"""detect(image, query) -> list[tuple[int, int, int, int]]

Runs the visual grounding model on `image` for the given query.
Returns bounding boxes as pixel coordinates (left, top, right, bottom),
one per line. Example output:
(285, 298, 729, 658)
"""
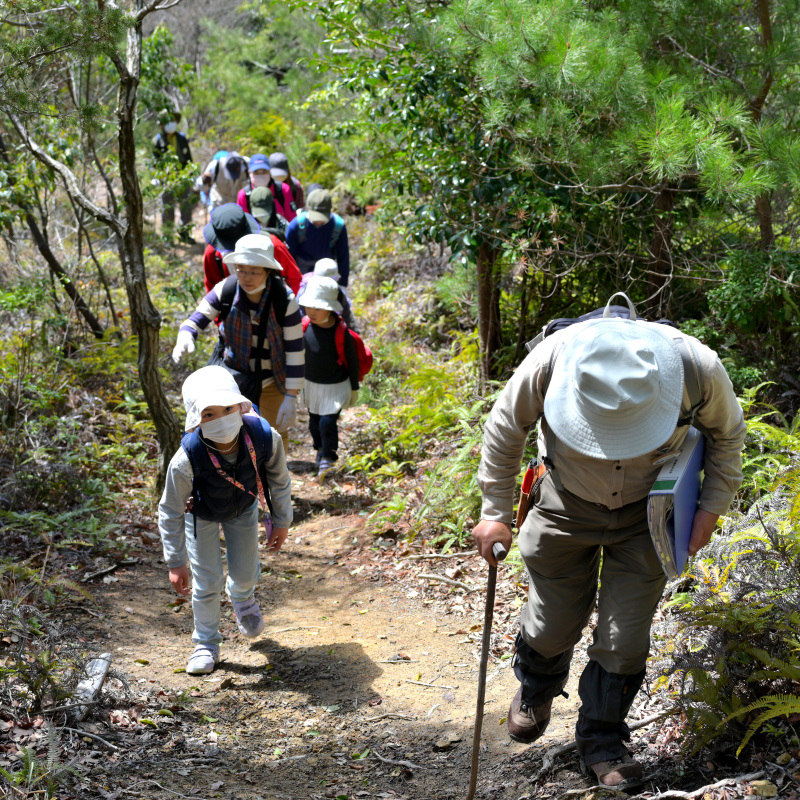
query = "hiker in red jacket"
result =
(202, 204, 301, 296)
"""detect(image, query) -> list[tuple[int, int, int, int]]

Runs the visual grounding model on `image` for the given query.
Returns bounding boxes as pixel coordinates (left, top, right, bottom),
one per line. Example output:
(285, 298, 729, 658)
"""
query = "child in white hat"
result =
(300, 276, 361, 478)
(296, 258, 359, 332)
(158, 366, 293, 675)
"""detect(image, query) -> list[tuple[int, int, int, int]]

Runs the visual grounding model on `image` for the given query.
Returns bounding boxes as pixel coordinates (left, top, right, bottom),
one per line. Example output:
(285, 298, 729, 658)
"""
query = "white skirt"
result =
(301, 378, 351, 416)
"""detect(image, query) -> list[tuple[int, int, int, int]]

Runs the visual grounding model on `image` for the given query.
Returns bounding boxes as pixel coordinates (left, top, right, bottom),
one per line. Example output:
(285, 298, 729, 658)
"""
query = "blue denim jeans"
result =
(185, 500, 261, 646)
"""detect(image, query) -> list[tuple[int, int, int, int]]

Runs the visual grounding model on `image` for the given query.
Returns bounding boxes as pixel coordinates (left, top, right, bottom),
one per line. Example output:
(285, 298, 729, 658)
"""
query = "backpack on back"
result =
(297, 212, 345, 251)
(302, 316, 373, 382)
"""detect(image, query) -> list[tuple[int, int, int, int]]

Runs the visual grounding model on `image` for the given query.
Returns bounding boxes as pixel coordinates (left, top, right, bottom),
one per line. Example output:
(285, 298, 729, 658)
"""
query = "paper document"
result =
(647, 427, 705, 579)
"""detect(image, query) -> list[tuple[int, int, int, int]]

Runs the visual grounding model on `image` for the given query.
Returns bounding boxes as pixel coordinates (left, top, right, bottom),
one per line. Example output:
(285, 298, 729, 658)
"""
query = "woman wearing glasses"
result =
(172, 231, 304, 449)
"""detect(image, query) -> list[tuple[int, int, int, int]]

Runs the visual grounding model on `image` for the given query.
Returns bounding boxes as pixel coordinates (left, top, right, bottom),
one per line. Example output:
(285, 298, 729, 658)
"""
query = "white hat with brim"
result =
(182, 366, 253, 431)
(302, 275, 343, 313)
(314, 258, 340, 280)
(222, 232, 282, 271)
(543, 318, 684, 460)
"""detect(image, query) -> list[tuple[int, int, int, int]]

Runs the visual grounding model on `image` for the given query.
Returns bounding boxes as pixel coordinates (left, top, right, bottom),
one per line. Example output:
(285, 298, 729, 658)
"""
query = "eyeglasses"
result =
(235, 268, 265, 279)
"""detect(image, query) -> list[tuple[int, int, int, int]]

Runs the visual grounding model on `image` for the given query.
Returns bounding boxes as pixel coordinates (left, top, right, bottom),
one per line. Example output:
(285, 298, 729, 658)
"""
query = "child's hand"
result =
(169, 566, 191, 596)
(266, 526, 289, 554)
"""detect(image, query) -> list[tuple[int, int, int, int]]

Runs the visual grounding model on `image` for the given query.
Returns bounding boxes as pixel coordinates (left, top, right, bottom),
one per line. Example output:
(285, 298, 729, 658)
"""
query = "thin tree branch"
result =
(8, 112, 125, 236)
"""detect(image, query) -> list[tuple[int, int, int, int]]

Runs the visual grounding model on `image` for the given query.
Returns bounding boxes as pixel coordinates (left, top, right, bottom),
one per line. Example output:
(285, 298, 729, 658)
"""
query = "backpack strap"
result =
(244, 184, 251, 211)
(334, 316, 347, 368)
(297, 211, 307, 245)
(330, 215, 345, 249)
(673, 337, 711, 441)
(216, 274, 239, 323)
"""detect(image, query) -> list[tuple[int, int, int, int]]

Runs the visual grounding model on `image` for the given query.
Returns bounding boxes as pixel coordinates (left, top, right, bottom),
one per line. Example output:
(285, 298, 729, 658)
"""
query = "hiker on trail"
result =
(286, 189, 350, 285)
(472, 300, 746, 789)
(152, 109, 195, 243)
(201, 204, 301, 296)
(236, 153, 297, 224)
(173, 234, 304, 450)
(198, 151, 250, 209)
(269, 152, 304, 210)
(299, 276, 360, 479)
(297, 258, 359, 332)
(246, 185, 290, 242)
(158, 366, 292, 675)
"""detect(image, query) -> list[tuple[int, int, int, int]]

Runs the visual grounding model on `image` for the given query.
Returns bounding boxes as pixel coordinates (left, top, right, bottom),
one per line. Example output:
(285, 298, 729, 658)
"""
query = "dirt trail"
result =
(74, 409, 592, 800)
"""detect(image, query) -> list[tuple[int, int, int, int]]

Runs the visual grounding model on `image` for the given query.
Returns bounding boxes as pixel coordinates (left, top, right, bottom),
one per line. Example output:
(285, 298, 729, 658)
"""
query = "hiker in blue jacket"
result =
(286, 189, 350, 286)
(158, 366, 293, 675)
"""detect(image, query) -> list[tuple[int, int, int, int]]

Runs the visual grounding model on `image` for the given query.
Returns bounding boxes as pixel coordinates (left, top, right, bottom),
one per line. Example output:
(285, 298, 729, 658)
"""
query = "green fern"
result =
(725, 695, 800, 756)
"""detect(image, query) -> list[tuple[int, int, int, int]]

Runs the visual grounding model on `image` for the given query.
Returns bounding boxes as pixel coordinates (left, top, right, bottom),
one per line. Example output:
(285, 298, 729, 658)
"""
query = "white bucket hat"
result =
(302, 276, 343, 313)
(543, 318, 684, 460)
(222, 233, 282, 271)
(314, 258, 340, 281)
(182, 366, 253, 431)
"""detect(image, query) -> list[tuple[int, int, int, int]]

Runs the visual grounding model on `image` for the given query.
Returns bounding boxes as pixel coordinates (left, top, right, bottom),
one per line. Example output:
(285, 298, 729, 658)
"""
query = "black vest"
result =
(182, 415, 273, 523)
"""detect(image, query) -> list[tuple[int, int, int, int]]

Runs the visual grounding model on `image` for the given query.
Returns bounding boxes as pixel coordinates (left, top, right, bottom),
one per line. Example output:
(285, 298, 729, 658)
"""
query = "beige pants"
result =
(518, 471, 667, 675)
(258, 382, 290, 453)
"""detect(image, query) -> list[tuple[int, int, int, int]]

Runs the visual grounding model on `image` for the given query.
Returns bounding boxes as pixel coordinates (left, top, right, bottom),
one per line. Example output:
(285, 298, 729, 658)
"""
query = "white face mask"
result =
(200, 410, 242, 443)
(251, 173, 270, 188)
(163, 121, 178, 134)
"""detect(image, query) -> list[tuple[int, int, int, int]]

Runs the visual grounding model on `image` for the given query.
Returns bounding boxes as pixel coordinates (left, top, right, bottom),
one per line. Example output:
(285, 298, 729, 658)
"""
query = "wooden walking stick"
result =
(466, 542, 508, 800)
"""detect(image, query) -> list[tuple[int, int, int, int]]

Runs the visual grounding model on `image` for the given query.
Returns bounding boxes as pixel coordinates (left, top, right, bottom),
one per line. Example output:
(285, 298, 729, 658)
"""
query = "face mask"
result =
(251, 173, 270, 188)
(200, 410, 242, 443)
(242, 279, 267, 294)
(163, 121, 178, 134)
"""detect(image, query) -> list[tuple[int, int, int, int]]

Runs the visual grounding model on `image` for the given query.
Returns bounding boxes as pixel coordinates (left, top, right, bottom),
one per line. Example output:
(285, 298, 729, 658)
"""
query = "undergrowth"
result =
(653, 397, 800, 759)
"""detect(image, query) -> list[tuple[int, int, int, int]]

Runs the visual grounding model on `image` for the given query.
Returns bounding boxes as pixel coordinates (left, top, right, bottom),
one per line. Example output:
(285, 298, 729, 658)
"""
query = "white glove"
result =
(349, 389, 360, 408)
(172, 330, 196, 364)
(275, 394, 297, 430)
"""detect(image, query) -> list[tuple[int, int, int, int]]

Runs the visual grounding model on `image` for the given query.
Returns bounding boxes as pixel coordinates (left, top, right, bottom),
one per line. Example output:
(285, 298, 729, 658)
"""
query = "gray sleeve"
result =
(266, 429, 293, 528)
(158, 449, 193, 568)
(477, 337, 555, 522)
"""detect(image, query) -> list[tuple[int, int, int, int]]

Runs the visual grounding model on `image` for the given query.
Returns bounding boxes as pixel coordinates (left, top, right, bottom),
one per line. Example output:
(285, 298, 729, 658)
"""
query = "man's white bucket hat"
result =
(543, 313, 684, 460)
(182, 366, 253, 431)
(222, 233, 282, 271)
(302, 276, 343, 313)
(313, 258, 340, 281)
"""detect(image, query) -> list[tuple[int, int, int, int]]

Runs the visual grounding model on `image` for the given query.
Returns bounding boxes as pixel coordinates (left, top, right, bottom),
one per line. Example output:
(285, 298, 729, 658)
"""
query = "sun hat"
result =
(268, 152, 290, 180)
(306, 189, 332, 224)
(302, 276, 343, 313)
(222, 233, 282, 271)
(313, 258, 340, 281)
(543, 318, 684, 460)
(249, 153, 270, 172)
(182, 366, 252, 432)
(249, 186, 275, 224)
(203, 204, 260, 253)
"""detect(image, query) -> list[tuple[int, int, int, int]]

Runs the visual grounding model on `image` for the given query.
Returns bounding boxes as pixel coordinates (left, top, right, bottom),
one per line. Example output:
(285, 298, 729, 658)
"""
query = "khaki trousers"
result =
(518, 470, 666, 677)
(258, 382, 290, 453)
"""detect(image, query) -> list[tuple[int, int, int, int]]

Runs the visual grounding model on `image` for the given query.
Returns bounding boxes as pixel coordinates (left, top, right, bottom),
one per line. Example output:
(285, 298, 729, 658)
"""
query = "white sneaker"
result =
(186, 644, 219, 675)
(232, 597, 264, 638)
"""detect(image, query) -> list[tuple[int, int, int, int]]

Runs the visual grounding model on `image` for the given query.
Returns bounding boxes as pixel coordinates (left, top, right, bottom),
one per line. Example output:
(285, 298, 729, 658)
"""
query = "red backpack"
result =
(302, 316, 373, 382)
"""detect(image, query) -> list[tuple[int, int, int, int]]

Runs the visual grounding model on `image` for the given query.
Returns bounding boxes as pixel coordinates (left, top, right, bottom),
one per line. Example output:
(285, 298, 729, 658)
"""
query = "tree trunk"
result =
(115, 6, 181, 490)
(646, 185, 675, 318)
(755, 194, 775, 250)
(475, 240, 502, 386)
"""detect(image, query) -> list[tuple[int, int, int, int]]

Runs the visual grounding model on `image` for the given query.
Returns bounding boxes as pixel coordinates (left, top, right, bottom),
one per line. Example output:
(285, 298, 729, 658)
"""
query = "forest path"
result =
(79, 407, 590, 800)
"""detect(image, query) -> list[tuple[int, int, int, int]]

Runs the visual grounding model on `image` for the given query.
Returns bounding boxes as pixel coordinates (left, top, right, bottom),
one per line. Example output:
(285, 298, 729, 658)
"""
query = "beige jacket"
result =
(478, 322, 747, 523)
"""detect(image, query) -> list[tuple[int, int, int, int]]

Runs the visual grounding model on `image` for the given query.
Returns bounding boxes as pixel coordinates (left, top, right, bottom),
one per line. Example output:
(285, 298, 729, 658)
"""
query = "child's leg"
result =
(318, 411, 341, 461)
(221, 501, 261, 603)
(185, 514, 225, 645)
(308, 412, 323, 452)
